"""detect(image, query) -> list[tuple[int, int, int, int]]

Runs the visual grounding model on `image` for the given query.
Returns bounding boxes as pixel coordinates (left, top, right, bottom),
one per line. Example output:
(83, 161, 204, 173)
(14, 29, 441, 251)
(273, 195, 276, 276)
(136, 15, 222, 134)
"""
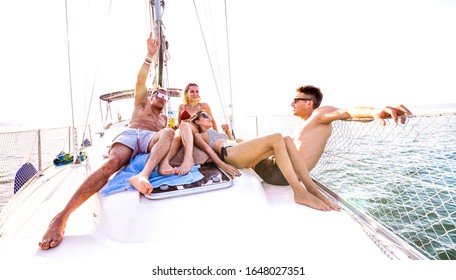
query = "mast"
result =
(150, 0, 175, 128)
(150, 0, 165, 88)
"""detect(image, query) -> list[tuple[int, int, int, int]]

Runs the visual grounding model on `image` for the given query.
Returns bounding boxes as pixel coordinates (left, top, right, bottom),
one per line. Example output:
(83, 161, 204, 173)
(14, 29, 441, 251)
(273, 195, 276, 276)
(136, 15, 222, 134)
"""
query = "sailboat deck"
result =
(0, 159, 389, 266)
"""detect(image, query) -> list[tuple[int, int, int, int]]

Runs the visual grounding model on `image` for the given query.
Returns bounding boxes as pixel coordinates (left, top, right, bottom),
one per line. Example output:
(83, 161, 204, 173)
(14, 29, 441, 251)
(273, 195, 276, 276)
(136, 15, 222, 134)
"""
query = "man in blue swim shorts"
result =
(39, 33, 177, 250)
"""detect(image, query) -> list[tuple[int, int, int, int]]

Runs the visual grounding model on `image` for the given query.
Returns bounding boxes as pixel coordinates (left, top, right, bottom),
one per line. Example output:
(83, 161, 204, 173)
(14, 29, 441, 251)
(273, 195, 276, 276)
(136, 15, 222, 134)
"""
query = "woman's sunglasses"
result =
(199, 112, 211, 119)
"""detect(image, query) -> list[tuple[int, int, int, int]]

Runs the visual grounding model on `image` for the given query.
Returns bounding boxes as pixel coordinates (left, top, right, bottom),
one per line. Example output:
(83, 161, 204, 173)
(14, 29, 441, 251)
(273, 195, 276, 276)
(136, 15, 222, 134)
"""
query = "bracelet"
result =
(145, 57, 153, 63)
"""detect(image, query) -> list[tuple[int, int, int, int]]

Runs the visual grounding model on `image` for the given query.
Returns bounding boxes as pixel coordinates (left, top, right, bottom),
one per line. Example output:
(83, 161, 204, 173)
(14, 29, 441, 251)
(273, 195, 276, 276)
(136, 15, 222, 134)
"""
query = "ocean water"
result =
(310, 109, 456, 260)
(0, 126, 82, 209)
(1, 106, 455, 259)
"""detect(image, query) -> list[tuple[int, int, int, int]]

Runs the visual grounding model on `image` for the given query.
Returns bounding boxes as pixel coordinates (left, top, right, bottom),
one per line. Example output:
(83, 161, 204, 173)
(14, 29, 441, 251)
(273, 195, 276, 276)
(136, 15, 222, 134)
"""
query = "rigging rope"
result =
(64, 0, 78, 159)
(192, 0, 232, 127)
(65, 0, 232, 139)
(223, 0, 234, 130)
(80, 0, 114, 150)
(74, 0, 165, 134)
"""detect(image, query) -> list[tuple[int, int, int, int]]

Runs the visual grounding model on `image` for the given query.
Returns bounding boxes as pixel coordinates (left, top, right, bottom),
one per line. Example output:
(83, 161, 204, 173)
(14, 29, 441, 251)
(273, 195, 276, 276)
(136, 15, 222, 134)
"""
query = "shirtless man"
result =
(39, 33, 175, 250)
(291, 85, 411, 171)
(253, 85, 412, 209)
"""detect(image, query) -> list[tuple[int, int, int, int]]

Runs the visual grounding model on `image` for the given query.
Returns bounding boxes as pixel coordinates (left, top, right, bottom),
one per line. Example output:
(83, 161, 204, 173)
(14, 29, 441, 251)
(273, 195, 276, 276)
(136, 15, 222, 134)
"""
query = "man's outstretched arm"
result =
(319, 104, 412, 126)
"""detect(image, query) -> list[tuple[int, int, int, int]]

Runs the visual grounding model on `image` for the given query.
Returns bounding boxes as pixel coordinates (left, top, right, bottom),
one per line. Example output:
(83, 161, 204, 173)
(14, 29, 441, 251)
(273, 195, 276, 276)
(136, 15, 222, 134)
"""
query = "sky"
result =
(0, 0, 455, 128)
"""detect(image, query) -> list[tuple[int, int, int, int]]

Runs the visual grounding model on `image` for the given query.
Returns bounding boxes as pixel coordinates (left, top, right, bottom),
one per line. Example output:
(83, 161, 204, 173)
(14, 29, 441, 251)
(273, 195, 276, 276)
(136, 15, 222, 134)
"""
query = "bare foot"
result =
(326, 200, 341, 211)
(294, 191, 331, 211)
(128, 174, 153, 195)
(38, 215, 66, 250)
(309, 189, 341, 211)
(158, 162, 178, 175)
(176, 158, 195, 176)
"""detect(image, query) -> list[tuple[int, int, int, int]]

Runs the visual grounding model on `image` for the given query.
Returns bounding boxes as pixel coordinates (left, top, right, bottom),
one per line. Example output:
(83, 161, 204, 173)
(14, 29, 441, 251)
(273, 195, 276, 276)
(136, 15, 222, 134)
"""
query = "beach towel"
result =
(99, 153, 204, 196)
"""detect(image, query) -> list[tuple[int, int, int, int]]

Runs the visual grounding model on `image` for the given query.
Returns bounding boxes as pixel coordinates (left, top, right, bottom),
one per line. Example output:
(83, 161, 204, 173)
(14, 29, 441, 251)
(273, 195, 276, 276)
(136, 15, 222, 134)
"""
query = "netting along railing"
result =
(1, 113, 455, 259)
(310, 113, 456, 260)
(232, 112, 455, 259)
(0, 126, 90, 210)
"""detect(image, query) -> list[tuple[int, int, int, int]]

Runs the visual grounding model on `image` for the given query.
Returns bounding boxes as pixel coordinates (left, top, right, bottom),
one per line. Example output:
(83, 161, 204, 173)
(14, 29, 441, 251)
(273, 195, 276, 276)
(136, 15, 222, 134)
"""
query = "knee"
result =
(265, 133, 284, 147)
(179, 122, 195, 134)
(162, 128, 175, 140)
(104, 155, 125, 173)
(179, 122, 191, 130)
(271, 133, 284, 142)
(173, 130, 182, 140)
(283, 136, 293, 143)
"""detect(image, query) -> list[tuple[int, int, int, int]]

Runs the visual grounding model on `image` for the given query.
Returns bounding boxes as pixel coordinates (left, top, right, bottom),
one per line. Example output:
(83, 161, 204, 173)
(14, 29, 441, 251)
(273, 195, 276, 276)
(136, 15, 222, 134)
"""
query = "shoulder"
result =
(197, 131, 209, 140)
(201, 103, 215, 115)
(314, 106, 339, 114)
(201, 103, 211, 110)
(312, 106, 341, 124)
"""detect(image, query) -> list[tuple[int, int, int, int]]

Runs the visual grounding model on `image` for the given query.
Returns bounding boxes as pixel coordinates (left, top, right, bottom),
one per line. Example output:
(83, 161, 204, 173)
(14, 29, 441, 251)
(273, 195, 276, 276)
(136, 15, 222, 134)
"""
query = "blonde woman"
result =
(178, 83, 217, 131)
(189, 111, 340, 211)
(158, 83, 218, 175)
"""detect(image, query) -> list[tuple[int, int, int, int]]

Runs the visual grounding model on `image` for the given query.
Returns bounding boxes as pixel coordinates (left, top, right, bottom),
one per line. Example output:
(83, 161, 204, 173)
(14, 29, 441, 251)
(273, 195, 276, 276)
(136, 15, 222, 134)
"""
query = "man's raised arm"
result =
(135, 32, 160, 107)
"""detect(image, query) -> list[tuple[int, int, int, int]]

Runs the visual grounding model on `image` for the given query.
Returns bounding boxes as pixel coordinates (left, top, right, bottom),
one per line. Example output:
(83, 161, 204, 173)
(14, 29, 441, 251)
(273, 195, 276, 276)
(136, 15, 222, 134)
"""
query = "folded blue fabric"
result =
(99, 154, 204, 196)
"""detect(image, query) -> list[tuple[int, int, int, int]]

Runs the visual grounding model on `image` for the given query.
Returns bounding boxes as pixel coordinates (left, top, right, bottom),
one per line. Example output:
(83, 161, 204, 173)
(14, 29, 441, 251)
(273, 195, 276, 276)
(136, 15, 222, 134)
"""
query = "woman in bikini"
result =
(189, 111, 340, 211)
(159, 83, 217, 175)
(178, 83, 217, 131)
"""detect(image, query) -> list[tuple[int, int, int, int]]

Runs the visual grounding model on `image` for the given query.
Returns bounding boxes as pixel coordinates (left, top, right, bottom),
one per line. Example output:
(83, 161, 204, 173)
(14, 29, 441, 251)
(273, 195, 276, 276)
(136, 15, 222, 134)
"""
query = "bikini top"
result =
(180, 110, 191, 121)
(179, 104, 202, 121)
(207, 129, 229, 148)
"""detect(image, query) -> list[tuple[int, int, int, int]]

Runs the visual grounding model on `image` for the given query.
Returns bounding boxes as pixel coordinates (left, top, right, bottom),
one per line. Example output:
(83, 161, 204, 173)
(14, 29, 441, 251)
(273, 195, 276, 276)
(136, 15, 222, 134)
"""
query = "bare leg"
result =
(158, 130, 181, 175)
(175, 122, 195, 175)
(225, 134, 331, 211)
(39, 144, 132, 250)
(128, 128, 174, 194)
(158, 122, 195, 175)
(283, 136, 340, 211)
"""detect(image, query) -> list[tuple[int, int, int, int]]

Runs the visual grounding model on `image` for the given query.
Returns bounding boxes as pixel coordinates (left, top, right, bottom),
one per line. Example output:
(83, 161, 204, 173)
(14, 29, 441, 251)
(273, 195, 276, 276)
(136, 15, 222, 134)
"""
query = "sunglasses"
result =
(153, 91, 169, 101)
(199, 112, 211, 119)
(293, 98, 313, 103)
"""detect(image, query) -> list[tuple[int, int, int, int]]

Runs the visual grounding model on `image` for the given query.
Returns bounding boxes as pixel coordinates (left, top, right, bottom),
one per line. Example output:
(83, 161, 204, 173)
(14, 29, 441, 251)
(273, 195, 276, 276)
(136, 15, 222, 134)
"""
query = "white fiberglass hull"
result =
(0, 149, 389, 279)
